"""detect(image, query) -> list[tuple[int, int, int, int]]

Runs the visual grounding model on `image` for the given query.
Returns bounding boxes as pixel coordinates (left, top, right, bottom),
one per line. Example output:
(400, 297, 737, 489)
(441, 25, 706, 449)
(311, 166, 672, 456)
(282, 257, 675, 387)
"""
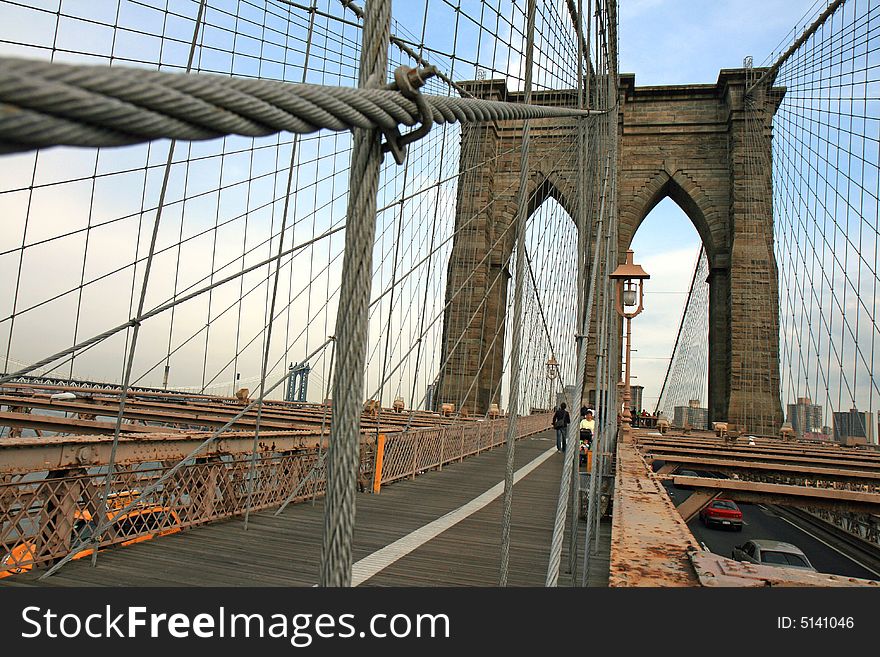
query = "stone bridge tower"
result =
(436, 69, 785, 435)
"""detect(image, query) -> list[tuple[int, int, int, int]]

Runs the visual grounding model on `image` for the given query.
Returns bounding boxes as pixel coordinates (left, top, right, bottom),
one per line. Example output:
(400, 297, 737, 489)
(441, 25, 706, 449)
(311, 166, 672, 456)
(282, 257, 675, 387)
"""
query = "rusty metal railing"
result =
(0, 412, 551, 577)
(378, 412, 550, 485)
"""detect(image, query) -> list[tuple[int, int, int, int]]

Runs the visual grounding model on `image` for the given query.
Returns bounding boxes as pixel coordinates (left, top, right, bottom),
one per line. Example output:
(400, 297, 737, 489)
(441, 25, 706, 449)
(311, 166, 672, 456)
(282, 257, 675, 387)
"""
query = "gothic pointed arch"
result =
(619, 168, 727, 269)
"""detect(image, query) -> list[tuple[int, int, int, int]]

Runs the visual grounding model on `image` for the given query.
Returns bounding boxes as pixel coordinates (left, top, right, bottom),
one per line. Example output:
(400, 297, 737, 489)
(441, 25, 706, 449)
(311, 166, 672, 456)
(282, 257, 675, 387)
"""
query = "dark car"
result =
(699, 499, 743, 530)
(731, 539, 816, 571)
(672, 469, 699, 489)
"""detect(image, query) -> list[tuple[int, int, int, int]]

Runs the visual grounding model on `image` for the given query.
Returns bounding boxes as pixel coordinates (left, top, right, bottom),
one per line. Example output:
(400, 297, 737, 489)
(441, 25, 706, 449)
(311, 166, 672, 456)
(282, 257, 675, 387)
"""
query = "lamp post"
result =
(609, 250, 650, 434)
(546, 356, 559, 410)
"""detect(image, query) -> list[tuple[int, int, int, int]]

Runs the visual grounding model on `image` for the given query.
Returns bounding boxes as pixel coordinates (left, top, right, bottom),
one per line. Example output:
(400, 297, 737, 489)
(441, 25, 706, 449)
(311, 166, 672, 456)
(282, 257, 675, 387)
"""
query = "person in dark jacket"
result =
(552, 403, 571, 451)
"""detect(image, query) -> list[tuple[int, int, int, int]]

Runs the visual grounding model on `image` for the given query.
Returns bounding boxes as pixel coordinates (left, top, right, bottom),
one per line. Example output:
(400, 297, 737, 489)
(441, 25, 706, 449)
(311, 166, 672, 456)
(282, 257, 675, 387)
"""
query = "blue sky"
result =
(621, 0, 820, 410)
(0, 0, 832, 413)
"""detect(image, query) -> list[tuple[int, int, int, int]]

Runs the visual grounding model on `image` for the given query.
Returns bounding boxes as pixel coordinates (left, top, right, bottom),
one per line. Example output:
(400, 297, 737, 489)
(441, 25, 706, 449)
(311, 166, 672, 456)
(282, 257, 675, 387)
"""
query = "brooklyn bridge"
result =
(0, 0, 878, 587)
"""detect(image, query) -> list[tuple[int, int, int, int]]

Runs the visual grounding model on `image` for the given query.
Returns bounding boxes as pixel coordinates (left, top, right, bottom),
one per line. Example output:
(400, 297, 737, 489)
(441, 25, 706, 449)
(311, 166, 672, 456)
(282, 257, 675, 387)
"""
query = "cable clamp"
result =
(381, 65, 438, 165)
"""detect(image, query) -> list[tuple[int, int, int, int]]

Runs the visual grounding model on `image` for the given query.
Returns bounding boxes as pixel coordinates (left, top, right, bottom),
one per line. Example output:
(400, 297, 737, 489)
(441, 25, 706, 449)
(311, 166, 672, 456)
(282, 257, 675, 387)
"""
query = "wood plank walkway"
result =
(4, 430, 610, 587)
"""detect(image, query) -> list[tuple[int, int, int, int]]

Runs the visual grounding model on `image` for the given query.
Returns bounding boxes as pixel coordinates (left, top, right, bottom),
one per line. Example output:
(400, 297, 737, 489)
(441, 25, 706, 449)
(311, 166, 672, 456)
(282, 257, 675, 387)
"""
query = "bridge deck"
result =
(5, 430, 610, 587)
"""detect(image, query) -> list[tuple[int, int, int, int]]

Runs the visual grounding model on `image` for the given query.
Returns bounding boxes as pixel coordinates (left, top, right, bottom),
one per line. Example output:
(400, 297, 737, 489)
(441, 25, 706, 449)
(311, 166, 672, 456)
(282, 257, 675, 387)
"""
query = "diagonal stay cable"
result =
(39, 336, 334, 580)
(88, 0, 209, 569)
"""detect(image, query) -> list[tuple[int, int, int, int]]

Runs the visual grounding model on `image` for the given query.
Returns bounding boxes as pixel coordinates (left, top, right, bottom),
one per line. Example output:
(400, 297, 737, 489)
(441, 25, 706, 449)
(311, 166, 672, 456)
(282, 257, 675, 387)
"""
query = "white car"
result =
(731, 539, 816, 571)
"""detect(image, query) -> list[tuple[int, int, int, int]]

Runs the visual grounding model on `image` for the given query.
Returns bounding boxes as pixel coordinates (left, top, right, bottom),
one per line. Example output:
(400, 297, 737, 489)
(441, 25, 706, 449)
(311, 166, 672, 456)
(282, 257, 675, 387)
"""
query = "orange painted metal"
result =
(373, 433, 386, 494)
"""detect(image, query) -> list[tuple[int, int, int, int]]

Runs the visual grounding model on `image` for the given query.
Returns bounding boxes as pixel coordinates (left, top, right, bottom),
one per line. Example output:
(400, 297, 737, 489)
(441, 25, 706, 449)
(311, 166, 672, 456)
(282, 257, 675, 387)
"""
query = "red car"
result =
(699, 499, 743, 530)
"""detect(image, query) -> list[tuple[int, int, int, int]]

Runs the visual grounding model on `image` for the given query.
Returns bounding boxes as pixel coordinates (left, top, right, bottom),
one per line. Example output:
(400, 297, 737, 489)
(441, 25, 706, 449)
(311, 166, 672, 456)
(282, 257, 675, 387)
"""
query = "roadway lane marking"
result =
(778, 517, 880, 579)
(350, 446, 558, 586)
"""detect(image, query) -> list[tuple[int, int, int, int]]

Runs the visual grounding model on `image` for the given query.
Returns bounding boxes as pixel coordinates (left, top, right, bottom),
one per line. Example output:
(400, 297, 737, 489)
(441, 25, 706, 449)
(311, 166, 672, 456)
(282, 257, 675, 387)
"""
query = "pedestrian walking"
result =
(552, 402, 571, 451)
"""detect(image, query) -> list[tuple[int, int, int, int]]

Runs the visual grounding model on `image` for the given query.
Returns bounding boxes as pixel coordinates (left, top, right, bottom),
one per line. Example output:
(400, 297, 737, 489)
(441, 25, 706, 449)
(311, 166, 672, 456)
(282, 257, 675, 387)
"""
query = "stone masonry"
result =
(437, 70, 785, 435)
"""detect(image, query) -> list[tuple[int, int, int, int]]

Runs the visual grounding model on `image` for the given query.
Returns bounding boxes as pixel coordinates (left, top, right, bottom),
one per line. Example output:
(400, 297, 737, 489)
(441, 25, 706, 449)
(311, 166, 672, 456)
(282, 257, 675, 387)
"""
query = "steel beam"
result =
(0, 411, 176, 435)
(668, 476, 880, 513)
(0, 385, 463, 430)
(649, 454, 880, 485)
(0, 430, 379, 474)
(0, 396, 305, 431)
(675, 489, 720, 523)
(610, 431, 702, 586)
(638, 435, 880, 462)
(644, 446, 880, 472)
(689, 550, 879, 587)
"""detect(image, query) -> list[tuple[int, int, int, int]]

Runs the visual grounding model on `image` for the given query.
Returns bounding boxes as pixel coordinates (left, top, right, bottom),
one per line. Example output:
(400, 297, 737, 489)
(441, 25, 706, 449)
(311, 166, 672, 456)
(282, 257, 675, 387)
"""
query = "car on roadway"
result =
(672, 469, 700, 489)
(699, 499, 743, 530)
(731, 539, 816, 571)
(0, 491, 180, 579)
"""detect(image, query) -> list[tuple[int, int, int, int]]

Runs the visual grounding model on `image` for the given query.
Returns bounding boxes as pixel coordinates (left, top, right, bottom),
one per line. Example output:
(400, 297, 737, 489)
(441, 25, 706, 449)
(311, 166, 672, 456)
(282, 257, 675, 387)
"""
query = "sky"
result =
(620, 0, 821, 411)
(0, 0, 832, 413)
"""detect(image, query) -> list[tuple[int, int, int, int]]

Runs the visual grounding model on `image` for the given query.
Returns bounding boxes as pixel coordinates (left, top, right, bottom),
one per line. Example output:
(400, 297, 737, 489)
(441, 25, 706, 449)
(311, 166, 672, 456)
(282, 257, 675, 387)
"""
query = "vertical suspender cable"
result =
(243, 0, 320, 530)
(88, 0, 207, 569)
(549, 159, 606, 586)
(498, 0, 536, 587)
(583, 117, 615, 583)
(319, 0, 390, 587)
(566, 0, 589, 583)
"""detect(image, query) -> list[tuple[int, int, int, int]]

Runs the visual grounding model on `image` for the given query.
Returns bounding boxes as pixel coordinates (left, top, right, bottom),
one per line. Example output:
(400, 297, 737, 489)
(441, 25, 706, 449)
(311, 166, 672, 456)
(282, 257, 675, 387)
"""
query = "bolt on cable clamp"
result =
(381, 65, 438, 165)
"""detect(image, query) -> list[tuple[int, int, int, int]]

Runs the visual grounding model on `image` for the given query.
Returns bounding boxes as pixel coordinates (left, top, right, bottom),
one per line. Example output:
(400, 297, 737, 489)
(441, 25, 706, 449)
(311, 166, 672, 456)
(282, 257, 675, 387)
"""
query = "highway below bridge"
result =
(665, 483, 880, 581)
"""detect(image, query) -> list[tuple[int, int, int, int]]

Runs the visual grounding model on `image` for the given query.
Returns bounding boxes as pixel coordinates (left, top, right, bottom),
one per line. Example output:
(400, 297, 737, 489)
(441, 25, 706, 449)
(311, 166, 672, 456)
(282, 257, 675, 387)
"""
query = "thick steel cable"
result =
(0, 55, 599, 154)
(746, 0, 847, 95)
(319, 0, 390, 588)
(567, 0, 589, 582)
(544, 208, 589, 587)
(583, 74, 617, 584)
(547, 150, 607, 587)
(498, 0, 536, 588)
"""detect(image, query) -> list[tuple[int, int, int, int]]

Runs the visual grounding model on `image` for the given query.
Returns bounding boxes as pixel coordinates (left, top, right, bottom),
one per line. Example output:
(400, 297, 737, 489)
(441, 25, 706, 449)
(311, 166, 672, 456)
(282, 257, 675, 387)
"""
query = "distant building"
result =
(629, 385, 644, 413)
(786, 396, 823, 438)
(556, 385, 578, 409)
(587, 388, 608, 412)
(673, 399, 709, 430)
(833, 408, 875, 445)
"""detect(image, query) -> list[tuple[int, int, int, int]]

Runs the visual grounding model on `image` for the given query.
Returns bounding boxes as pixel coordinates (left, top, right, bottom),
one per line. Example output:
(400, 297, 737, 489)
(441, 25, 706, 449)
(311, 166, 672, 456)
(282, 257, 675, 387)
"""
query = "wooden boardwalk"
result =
(5, 430, 610, 587)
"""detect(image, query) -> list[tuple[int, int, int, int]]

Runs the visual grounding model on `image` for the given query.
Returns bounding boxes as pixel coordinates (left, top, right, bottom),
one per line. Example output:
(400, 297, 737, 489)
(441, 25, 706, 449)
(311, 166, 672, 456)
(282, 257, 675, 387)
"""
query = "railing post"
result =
(411, 435, 418, 480)
(438, 431, 444, 471)
(372, 434, 386, 494)
(195, 457, 220, 520)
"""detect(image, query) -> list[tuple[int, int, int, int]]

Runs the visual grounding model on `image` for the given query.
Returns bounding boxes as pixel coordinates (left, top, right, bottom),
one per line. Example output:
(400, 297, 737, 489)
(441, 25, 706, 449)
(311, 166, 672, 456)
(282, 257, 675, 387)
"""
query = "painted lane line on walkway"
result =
(351, 446, 559, 586)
